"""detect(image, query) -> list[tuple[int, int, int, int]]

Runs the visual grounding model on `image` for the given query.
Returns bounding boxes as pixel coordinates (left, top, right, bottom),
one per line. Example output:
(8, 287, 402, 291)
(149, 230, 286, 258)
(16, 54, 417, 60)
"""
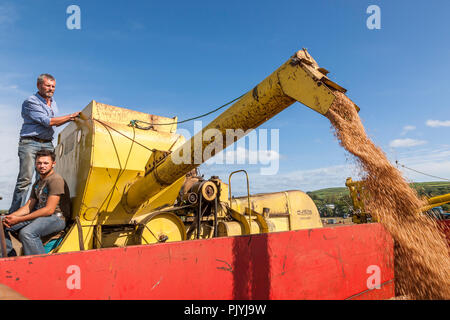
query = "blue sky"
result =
(1, 0, 450, 208)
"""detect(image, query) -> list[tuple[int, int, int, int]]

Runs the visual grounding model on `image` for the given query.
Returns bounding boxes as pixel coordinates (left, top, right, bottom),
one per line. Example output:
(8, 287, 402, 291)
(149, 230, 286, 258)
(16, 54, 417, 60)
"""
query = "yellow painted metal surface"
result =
(426, 193, 450, 206)
(54, 101, 186, 252)
(138, 212, 186, 245)
(245, 208, 269, 233)
(345, 177, 378, 223)
(217, 220, 262, 237)
(228, 208, 251, 234)
(218, 221, 246, 237)
(420, 193, 450, 212)
(55, 223, 95, 253)
(345, 178, 450, 222)
(231, 190, 323, 231)
(101, 228, 136, 248)
(124, 49, 343, 210)
(346, 177, 366, 213)
(50, 49, 350, 253)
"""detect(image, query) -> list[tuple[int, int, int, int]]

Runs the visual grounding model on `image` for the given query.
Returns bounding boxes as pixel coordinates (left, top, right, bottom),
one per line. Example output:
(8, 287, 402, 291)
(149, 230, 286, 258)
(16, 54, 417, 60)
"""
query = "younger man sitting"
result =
(2, 149, 70, 256)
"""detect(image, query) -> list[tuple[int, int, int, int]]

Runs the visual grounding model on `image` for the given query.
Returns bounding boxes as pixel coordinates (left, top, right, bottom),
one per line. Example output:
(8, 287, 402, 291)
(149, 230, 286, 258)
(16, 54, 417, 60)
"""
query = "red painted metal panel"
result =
(0, 223, 394, 300)
(437, 220, 450, 245)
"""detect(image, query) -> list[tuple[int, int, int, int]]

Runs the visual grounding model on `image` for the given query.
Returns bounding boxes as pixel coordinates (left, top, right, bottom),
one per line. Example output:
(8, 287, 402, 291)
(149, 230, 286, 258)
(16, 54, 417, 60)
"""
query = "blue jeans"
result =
(4, 215, 65, 256)
(9, 139, 54, 213)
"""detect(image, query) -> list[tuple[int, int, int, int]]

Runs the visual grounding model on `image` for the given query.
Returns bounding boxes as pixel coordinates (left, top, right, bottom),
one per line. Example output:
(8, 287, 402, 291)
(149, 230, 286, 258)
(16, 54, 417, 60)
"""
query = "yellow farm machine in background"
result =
(346, 177, 450, 223)
(345, 177, 377, 223)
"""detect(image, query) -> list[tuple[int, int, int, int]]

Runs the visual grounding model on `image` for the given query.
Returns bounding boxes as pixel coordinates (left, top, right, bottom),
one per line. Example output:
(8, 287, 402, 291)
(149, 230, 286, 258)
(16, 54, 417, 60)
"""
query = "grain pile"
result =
(325, 91, 450, 300)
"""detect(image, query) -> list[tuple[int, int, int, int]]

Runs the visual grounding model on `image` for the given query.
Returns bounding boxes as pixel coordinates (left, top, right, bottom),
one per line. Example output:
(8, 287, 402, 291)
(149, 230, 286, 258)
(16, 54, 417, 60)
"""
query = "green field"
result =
(2, 181, 449, 217)
(307, 181, 450, 217)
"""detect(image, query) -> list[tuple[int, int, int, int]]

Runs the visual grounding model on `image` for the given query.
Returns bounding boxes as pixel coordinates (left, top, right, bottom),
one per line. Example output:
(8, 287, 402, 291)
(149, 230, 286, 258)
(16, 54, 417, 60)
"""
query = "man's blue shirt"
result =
(19, 92, 58, 141)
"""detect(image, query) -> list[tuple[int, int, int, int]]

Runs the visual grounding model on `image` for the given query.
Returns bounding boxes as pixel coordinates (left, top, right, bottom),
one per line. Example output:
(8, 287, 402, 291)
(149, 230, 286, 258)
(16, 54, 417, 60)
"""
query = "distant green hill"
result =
(409, 181, 450, 197)
(308, 187, 349, 198)
(307, 181, 450, 216)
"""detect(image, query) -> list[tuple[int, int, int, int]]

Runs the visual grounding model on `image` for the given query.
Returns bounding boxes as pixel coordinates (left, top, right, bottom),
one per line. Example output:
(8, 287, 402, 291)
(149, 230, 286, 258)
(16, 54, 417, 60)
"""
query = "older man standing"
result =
(8, 74, 80, 214)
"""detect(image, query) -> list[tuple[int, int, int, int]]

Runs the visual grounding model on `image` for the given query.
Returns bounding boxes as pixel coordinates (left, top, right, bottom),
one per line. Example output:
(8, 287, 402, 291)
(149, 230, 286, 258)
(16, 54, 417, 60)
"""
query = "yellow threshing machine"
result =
(1, 49, 403, 301)
(40, 49, 358, 254)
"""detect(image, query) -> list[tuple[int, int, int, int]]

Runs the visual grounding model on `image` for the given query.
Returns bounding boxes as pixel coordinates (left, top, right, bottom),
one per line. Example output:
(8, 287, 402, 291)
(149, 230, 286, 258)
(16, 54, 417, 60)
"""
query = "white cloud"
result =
(389, 138, 427, 148)
(426, 120, 450, 128)
(261, 165, 357, 193)
(0, 74, 83, 209)
(0, 75, 36, 209)
(0, 103, 22, 210)
(0, 108, 67, 210)
(201, 144, 450, 198)
(202, 145, 450, 199)
(204, 146, 280, 166)
(392, 146, 450, 183)
(392, 146, 450, 165)
(0, 72, 30, 98)
(200, 163, 359, 196)
(402, 161, 450, 182)
(401, 125, 416, 136)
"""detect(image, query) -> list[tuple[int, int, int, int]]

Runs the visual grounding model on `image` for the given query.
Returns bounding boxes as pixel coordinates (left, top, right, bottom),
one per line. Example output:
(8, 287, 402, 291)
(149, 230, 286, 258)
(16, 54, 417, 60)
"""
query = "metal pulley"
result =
(186, 192, 198, 204)
(179, 180, 218, 205)
(188, 180, 218, 202)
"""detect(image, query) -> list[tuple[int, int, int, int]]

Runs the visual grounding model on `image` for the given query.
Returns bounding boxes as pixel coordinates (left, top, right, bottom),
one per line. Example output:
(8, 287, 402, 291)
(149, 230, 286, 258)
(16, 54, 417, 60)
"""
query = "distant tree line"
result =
(308, 182, 450, 217)
(412, 184, 450, 212)
(307, 192, 353, 217)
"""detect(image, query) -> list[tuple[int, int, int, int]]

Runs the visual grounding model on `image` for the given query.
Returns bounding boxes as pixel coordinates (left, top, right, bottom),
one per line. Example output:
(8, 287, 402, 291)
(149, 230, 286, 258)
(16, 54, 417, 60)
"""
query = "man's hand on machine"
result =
(70, 111, 81, 120)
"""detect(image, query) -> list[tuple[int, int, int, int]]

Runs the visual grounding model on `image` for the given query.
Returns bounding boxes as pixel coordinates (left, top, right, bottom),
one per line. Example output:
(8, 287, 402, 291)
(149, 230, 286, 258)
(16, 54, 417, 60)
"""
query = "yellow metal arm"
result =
(420, 193, 450, 212)
(347, 177, 449, 215)
(123, 49, 351, 211)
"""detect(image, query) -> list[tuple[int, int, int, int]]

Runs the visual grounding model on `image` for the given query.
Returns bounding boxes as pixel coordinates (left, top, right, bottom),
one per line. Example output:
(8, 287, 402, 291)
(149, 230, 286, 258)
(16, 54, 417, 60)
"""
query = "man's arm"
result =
(50, 112, 80, 127)
(9, 199, 37, 217)
(23, 99, 80, 128)
(3, 196, 60, 228)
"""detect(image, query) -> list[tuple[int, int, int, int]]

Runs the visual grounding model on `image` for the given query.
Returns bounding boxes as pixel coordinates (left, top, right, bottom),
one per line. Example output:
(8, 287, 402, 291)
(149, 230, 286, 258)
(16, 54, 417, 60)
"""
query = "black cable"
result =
(94, 92, 246, 149)
(93, 118, 155, 153)
(395, 160, 450, 181)
(82, 93, 246, 233)
(129, 93, 246, 129)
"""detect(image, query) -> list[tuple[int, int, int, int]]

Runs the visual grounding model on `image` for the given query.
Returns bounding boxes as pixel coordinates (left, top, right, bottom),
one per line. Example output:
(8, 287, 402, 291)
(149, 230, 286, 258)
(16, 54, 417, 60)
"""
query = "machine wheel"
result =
(137, 212, 186, 245)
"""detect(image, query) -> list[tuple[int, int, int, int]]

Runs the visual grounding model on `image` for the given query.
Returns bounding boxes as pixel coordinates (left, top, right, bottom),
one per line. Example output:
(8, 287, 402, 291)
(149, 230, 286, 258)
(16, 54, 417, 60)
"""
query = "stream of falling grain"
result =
(325, 91, 450, 300)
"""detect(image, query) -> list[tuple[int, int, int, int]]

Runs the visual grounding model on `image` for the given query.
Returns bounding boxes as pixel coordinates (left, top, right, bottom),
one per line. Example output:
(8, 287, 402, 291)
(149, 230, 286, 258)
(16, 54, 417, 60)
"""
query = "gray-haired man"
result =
(9, 74, 80, 214)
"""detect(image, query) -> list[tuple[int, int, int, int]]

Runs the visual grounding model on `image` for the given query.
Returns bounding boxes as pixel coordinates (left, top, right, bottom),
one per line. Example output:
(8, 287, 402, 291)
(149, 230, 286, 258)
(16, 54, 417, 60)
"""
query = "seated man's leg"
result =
(19, 216, 65, 256)
(4, 220, 33, 256)
(2, 231, 16, 257)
